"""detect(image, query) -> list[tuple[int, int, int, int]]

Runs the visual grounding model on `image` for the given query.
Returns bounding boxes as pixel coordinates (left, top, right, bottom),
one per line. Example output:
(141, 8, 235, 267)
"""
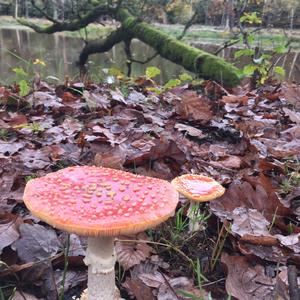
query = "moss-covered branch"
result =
(116, 9, 240, 86)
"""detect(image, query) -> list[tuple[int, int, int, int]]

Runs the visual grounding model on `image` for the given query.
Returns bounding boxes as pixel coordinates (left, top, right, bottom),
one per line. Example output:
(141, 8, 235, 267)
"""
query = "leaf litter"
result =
(1, 79, 300, 299)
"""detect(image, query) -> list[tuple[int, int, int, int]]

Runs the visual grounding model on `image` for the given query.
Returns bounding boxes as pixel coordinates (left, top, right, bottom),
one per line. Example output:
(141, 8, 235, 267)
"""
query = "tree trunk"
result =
(14, 0, 19, 18)
(116, 9, 240, 87)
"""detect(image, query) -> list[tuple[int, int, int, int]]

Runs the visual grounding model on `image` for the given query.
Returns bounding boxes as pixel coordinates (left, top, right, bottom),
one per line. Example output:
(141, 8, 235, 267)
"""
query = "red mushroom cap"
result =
(171, 174, 225, 202)
(23, 166, 179, 236)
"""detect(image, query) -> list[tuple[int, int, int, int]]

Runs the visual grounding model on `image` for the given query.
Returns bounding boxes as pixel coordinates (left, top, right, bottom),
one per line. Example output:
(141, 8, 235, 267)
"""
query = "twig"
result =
(288, 263, 300, 300)
(161, 272, 180, 300)
(130, 52, 159, 65)
(177, 11, 198, 41)
(30, 0, 58, 23)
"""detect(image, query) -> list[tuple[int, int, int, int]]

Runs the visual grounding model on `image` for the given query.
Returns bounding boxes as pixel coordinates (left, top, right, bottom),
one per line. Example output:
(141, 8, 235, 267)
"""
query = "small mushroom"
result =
(171, 174, 225, 232)
(23, 166, 179, 300)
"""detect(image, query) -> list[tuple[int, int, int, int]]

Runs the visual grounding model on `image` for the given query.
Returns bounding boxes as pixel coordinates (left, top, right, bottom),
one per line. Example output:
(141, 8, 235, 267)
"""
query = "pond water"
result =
(1, 27, 300, 84)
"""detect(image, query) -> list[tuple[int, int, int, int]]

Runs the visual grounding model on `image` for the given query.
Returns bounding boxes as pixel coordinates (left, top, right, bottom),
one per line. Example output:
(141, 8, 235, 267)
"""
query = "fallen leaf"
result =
(122, 277, 155, 300)
(210, 181, 290, 222)
(280, 83, 300, 108)
(222, 253, 275, 300)
(176, 91, 213, 122)
(221, 94, 249, 105)
(116, 233, 154, 270)
(62, 91, 78, 102)
(19, 148, 51, 169)
(174, 123, 206, 138)
(0, 213, 21, 254)
(283, 107, 300, 124)
(12, 223, 61, 263)
(217, 155, 242, 169)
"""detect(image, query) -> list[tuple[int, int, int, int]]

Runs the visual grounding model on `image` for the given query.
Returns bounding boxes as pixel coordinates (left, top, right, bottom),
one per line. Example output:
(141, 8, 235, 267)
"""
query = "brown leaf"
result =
(0, 163, 23, 210)
(110, 89, 126, 104)
(0, 213, 21, 254)
(221, 94, 249, 105)
(231, 207, 272, 238)
(138, 271, 165, 288)
(280, 83, 300, 108)
(9, 114, 28, 127)
(283, 107, 300, 124)
(238, 241, 292, 264)
(158, 276, 204, 300)
(83, 90, 110, 110)
(19, 148, 51, 170)
(210, 181, 290, 222)
(176, 91, 213, 122)
(94, 146, 126, 170)
(123, 277, 155, 300)
(174, 123, 206, 138)
(61, 118, 83, 136)
(217, 155, 242, 169)
(222, 253, 275, 300)
(62, 91, 78, 102)
(274, 269, 289, 300)
(12, 223, 61, 263)
(275, 233, 300, 253)
(259, 138, 300, 159)
(54, 270, 87, 294)
(115, 233, 154, 270)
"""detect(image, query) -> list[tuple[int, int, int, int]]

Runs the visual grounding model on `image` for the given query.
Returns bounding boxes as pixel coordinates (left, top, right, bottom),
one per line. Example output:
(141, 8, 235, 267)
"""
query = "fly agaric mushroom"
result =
(23, 166, 179, 300)
(171, 174, 225, 232)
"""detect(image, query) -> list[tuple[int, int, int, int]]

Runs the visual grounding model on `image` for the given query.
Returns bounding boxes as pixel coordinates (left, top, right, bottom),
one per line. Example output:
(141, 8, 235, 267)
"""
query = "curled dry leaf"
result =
(274, 233, 300, 253)
(214, 155, 242, 169)
(222, 253, 275, 300)
(122, 277, 155, 300)
(157, 276, 204, 300)
(174, 123, 206, 138)
(283, 107, 300, 124)
(221, 94, 249, 105)
(231, 207, 272, 238)
(210, 181, 290, 222)
(274, 268, 290, 300)
(280, 83, 300, 108)
(115, 233, 155, 270)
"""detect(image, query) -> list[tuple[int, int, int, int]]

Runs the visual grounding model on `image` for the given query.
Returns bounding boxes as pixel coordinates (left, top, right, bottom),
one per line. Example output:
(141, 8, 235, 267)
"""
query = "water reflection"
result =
(0, 27, 299, 84)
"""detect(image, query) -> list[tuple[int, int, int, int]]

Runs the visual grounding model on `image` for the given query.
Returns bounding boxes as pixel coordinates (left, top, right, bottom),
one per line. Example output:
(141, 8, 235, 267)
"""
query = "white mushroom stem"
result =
(84, 236, 116, 300)
(187, 201, 201, 232)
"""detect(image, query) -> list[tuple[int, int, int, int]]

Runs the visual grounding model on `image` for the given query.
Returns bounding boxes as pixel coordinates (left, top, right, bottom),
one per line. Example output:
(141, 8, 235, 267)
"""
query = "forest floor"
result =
(1, 71, 300, 299)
